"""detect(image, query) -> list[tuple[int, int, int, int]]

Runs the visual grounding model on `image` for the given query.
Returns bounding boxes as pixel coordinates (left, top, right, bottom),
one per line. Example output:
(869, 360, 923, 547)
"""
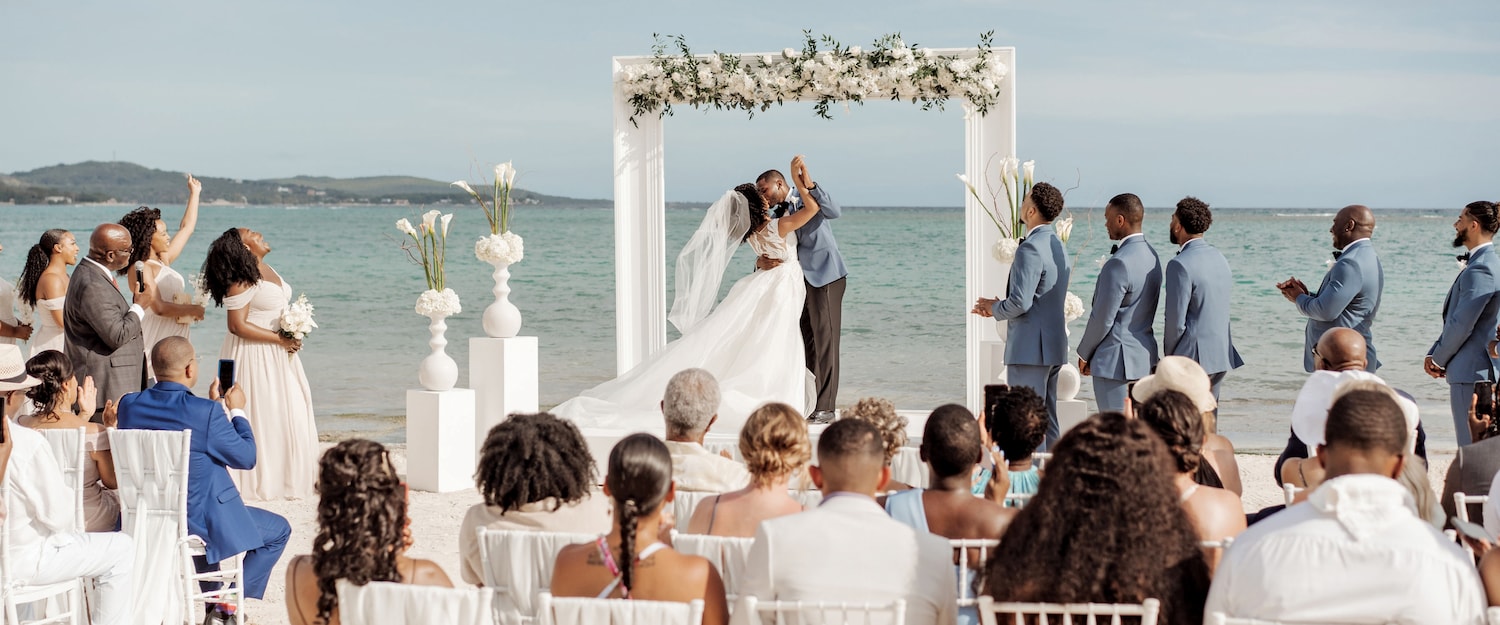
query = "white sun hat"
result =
(0, 343, 40, 392)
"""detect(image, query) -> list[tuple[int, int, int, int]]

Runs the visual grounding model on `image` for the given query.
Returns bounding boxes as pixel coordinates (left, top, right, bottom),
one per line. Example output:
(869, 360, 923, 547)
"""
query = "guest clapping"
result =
(18, 350, 120, 532)
(17, 229, 79, 356)
(551, 433, 729, 625)
(0, 238, 33, 344)
(65, 224, 154, 408)
(684, 402, 811, 537)
(459, 412, 610, 586)
(841, 396, 911, 490)
(286, 440, 453, 625)
(118, 174, 206, 378)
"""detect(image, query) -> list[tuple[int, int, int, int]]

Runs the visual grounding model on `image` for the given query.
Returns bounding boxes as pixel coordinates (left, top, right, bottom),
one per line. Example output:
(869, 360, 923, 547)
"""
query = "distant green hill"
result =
(1, 161, 609, 207)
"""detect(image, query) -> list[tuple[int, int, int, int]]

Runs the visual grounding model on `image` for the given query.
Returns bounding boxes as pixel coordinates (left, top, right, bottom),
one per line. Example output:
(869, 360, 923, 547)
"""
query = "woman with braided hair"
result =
(551, 433, 728, 625)
(1135, 390, 1245, 572)
(15, 229, 79, 357)
(117, 174, 206, 378)
(17, 349, 119, 531)
(284, 439, 452, 625)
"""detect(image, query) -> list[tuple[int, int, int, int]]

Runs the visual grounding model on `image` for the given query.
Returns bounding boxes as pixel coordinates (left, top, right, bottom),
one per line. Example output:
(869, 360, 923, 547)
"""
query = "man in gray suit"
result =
(1164, 196, 1243, 403)
(1277, 205, 1383, 373)
(1425, 200, 1500, 446)
(1077, 193, 1162, 413)
(972, 182, 1070, 448)
(65, 224, 156, 409)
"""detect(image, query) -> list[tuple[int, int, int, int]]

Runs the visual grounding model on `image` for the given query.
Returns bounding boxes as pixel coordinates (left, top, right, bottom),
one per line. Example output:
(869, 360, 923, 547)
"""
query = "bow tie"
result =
(1109, 244, 1119, 255)
(1331, 250, 1342, 260)
(1017, 236, 1026, 244)
(773, 202, 791, 219)
(1458, 252, 1472, 263)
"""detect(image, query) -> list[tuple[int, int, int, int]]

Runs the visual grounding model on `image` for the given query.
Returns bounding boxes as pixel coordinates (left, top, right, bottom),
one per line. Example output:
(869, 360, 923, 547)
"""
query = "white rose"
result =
(848, 45, 862, 56)
(1064, 292, 1086, 322)
(783, 48, 798, 59)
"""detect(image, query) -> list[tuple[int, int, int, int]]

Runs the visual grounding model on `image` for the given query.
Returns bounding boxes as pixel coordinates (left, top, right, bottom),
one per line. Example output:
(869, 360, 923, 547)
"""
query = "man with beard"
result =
(1425, 200, 1500, 445)
(1163, 196, 1243, 404)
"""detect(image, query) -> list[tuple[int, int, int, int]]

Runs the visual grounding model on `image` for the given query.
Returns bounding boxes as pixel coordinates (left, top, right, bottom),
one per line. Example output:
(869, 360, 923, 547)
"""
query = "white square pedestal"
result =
(406, 388, 476, 493)
(1057, 399, 1088, 438)
(470, 337, 539, 447)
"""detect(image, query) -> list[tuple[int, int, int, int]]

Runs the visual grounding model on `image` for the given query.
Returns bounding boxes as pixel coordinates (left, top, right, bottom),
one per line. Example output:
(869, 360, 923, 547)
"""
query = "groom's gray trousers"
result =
(802, 276, 845, 413)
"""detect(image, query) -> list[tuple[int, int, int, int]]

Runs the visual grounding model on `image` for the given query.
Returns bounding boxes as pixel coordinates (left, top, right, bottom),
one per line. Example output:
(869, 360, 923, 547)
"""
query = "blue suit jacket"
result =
(1164, 238, 1244, 375)
(1429, 244, 1500, 384)
(1295, 239, 1383, 372)
(1077, 235, 1162, 380)
(990, 224, 1071, 366)
(117, 381, 263, 564)
(785, 185, 847, 288)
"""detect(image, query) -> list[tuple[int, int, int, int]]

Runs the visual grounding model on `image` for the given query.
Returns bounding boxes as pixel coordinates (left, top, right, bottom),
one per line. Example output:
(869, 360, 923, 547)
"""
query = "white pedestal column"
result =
(469, 337, 539, 448)
(406, 388, 476, 493)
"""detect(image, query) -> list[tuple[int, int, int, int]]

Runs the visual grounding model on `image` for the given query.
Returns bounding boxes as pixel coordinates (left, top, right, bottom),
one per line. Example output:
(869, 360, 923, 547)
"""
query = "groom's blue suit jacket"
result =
(1430, 243, 1500, 384)
(1077, 234, 1162, 381)
(786, 186, 847, 288)
(990, 223, 1071, 367)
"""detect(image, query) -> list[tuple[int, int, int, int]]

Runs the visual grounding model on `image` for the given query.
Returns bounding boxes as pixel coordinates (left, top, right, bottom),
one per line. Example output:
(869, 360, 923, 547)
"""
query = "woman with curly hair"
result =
(118, 175, 205, 377)
(841, 397, 912, 490)
(457, 412, 611, 586)
(978, 384, 1049, 504)
(685, 402, 811, 537)
(203, 227, 317, 500)
(15, 229, 79, 356)
(17, 349, 119, 531)
(285, 439, 452, 625)
(981, 412, 1210, 625)
(551, 433, 729, 625)
(1135, 390, 1245, 571)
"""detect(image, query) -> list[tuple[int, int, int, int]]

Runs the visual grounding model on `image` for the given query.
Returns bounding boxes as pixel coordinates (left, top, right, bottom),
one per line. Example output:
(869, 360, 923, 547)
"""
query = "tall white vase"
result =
(483, 261, 523, 338)
(419, 311, 458, 391)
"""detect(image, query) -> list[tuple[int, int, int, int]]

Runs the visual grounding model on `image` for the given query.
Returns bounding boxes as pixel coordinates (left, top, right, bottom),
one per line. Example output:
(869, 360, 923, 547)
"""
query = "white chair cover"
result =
(336, 579, 493, 625)
(36, 427, 86, 533)
(890, 447, 927, 487)
(2, 488, 84, 625)
(108, 428, 191, 625)
(537, 591, 703, 625)
(1207, 613, 1289, 625)
(673, 534, 754, 599)
(673, 491, 720, 526)
(704, 441, 743, 462)
(1486, 606, 1500, 625)
(976, 596, 1160, 625)
(732, 596, 906, 625)
(478, 528, 594, 625)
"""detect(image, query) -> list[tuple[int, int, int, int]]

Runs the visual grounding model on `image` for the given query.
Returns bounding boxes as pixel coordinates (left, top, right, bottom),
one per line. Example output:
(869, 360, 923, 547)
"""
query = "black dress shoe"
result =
(806, 410, 836, 425)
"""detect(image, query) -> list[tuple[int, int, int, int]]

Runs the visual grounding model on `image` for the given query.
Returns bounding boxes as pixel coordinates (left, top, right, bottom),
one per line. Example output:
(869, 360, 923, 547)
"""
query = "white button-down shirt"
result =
(664, 440, 751, 493)
(1206, 473, 1485, 624)
(3, 424, 77, 577)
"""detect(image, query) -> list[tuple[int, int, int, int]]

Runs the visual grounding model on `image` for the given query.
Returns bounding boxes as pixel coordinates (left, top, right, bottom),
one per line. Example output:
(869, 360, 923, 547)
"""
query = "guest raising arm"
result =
(685, 402, 811, 537)
(118, 174, 208, 377)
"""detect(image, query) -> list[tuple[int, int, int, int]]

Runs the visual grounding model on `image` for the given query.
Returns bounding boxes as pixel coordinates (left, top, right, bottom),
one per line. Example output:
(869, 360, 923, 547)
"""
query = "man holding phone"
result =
(1426, 200, 1500, 446)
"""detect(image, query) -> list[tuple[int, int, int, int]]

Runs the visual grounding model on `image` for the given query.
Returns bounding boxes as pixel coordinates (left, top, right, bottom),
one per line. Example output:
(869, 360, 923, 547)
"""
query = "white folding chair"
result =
(1199, 537, 1236, 551)
(673, 490, 720, 527)
(1034, 452, 1052, 471)
(1282, 483, 1304, 506)
(792, 489, 824, 508)
(1207, 614, 1288, 625)
(1487, 606, 1500, 625)
(951, 539, 999, 609)
(704, 441, 743, 462)
(1455, 492, 1488, 524)
(109, 428, 244, 625)
(537, 591, 703, 625)
(36, 428, 87, 533)
(735, 596, 906, 625)
(976, 596, 1160, 625)
(337, 579, 493, 625)
(673, 533, 755, 599)
(890, 447, 928, 487)
(1004, 492, 1036, 508)
(1, 488, 85, 625)
(477, 528, 594, 624)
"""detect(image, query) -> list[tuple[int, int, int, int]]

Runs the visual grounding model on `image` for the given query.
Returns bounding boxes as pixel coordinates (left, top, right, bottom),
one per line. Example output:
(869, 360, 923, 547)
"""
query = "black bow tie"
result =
(1459, 252, 1472, 262)
(1109, 244, 1119, 255)
(1017, 236, 1026, 244)
(1332, 250, 1342, 260)
(773, 202, 790, 219)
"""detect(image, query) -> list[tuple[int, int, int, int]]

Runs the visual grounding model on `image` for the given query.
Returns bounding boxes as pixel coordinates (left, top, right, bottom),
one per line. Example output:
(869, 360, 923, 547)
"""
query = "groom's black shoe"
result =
(806, 410, 836, 425)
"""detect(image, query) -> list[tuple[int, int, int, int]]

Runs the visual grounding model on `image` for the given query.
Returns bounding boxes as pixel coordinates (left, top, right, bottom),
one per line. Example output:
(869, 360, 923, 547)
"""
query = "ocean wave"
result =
(1274, 212, 1335, 217)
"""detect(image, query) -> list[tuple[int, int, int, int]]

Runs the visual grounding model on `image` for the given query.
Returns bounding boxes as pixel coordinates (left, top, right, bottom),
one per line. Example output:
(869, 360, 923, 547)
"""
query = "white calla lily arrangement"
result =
(454, 162, 525, 266)
(396, 209, 461, 316)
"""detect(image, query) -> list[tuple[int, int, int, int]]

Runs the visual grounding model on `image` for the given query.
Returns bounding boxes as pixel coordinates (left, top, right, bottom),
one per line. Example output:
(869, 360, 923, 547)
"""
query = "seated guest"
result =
(117, 336, 291, 621)
(1129, 355, 1242, 495)
(1, 344, 134, 625)
(685, 402, 810, 537)
(841, 396, 912, 490)
(1206, 388, 1485, 621)
(286, 439, 452, 625)
(19, 349, 120, 531)
(551, 434, 729, 625)
(1442, 396, 1500, 526)
(661, 368, 751, 492)
(459, 412, 611, 586)
(1135, 391, 1246, 571)
(981, 412, 1209, 625)
(738, 418, 956, 625)
(979, 385, 1047, 503)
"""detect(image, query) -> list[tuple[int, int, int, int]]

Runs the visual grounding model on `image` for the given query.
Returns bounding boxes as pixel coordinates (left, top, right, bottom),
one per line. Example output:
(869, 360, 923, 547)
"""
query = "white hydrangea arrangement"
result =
(415, 287, 461, 318)
(1064, 292, 1086, 322)
(454, 162, 525, 266)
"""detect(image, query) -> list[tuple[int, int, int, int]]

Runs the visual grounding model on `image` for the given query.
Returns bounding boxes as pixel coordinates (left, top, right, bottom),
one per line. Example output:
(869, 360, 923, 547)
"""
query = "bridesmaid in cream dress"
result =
(204, 227, 318, 501)
(16, 229, 80, 357)
(0, 238, 36, 346)
(19, 350, 121, 532)
(120, 174, 207, 379)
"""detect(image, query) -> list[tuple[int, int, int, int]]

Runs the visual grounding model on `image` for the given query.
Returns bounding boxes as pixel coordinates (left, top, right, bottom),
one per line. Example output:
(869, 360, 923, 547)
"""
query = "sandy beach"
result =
(235, 446, 1460, 625)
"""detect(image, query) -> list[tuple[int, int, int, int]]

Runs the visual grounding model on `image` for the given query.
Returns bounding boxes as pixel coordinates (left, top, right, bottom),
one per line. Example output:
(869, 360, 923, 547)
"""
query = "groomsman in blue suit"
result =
(972, 182, 1071, 449)
(118, 336, 291, 617)
(1077, 193, 1162, 412)
(1163, 197, 1243, 402)
(1425, 201, 1500, 446)
(1277, 205, 1383, 372)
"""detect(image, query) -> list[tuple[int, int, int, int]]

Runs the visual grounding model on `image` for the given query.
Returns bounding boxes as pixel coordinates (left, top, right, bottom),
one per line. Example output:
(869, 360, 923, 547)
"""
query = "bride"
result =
(554, 159, 821, 435)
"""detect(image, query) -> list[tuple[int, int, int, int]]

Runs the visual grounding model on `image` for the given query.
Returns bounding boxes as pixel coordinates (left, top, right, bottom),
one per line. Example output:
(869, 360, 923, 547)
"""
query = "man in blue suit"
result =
(1164, 196, 1244, 403)
(1277, 205, 1383, 373)
(1425, 201, 1500, 446)
(117, 336, 291, 616)
(1077, 193, 1162, 412)
(972, 182, 1071, 449)
(757, 156, 846, 423)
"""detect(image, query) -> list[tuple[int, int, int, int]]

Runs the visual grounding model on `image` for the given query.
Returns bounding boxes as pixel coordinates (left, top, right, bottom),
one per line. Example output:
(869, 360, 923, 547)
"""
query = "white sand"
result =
(236, 446, 1458, 625)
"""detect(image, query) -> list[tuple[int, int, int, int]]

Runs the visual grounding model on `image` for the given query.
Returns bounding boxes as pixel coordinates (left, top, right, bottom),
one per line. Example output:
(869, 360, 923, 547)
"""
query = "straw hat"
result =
(1130, 355, 1216, 413)
(0, 344, 40, 392)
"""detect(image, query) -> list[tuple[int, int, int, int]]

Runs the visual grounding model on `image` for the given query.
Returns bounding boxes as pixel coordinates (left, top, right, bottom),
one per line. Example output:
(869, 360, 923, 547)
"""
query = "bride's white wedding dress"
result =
(554, 209, 811, 435)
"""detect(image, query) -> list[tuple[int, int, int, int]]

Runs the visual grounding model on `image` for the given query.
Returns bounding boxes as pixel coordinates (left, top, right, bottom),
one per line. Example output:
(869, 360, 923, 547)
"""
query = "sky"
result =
(2, 0, 1497, 208)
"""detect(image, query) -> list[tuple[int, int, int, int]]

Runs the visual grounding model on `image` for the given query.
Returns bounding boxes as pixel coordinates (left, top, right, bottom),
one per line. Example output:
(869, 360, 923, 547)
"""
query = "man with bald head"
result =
(1277, 205, 1383, 373)
(65, 223, 157, 409)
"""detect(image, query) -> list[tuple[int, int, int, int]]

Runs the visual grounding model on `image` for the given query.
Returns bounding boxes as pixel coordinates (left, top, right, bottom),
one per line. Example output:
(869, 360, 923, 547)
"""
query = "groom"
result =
(756, 156, 845, 424)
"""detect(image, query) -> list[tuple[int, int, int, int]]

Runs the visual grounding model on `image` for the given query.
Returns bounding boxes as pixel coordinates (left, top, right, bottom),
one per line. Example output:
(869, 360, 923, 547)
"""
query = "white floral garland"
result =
(617, 31, 1007, 125)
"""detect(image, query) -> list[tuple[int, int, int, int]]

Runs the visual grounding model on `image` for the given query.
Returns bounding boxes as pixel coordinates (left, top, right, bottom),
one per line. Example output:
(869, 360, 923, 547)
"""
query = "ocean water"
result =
(0, 204, 1466, 450)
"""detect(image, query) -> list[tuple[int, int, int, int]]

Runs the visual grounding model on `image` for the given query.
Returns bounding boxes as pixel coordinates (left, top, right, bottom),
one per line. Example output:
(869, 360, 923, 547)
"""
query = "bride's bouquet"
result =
(176, 273, 213, 325)
(278, 293, 318, 343)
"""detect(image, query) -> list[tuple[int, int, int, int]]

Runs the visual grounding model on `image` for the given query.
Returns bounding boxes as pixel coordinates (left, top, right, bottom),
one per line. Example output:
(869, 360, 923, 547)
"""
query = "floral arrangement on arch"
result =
(397, 210, 462, 317)
(957, 157, 1073, 264)
(454, 162, 524, 266)
(617, 31, 1008, 125)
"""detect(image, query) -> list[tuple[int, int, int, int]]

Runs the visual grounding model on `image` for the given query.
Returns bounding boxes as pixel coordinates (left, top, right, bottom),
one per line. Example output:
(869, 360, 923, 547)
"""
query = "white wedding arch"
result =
(610, 40, 1017, 411)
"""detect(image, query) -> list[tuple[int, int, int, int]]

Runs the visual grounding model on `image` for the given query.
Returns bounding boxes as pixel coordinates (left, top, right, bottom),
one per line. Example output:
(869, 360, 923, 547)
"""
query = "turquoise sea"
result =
(0, 203, 1467, 450)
